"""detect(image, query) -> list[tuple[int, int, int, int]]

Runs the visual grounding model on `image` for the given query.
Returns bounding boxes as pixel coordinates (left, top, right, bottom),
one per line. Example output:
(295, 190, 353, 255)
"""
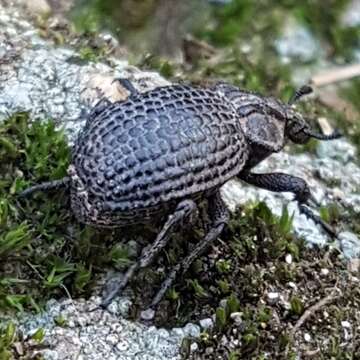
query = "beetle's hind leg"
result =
(100, 199, 198, 308)
(238, 171, 337, 237)
(142, 191, 230, 318)
(113, 78, 139, 98)
(19, 177, 70, 197)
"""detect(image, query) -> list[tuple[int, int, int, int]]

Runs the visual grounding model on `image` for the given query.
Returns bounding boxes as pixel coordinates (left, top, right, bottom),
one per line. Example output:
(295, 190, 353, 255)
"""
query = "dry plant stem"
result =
(304, 348, 321, 357)
(290, 290, 340, 338)
(311, 63, 360, 87)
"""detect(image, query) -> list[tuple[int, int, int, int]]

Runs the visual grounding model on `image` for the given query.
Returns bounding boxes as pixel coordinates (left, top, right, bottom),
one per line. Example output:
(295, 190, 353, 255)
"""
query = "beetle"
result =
(20, 80, 341, 312)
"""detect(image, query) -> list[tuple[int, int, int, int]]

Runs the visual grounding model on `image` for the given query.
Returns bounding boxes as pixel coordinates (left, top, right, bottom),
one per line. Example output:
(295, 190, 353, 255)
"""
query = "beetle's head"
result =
(214, 82, 342, 157)
(285, 85, 342, 144)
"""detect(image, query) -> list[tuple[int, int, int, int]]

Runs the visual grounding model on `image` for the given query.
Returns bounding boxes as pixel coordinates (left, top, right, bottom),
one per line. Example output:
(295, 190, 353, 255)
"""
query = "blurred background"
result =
(41, 0, 360, 151)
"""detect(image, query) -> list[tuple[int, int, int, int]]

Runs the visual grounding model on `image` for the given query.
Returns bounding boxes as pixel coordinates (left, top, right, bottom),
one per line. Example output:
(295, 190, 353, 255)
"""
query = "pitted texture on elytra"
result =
(72, 85, 248, 225)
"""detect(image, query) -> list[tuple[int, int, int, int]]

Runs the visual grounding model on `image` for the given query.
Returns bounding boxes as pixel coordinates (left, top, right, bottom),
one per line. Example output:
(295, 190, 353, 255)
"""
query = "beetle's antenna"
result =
(19, 177, 70, 197)
(288, 85, 313, 105)
(303, 128, 342, 140)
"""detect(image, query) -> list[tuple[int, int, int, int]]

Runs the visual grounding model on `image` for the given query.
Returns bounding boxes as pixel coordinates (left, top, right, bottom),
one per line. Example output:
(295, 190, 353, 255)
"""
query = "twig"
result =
(311, 63, 360, 87)
(304, 348, 321, 357)
(290, 290, 340, 338)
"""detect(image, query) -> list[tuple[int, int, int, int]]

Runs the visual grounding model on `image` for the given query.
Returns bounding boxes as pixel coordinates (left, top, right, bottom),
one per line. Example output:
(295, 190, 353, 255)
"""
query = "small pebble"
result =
(199, 318, 213, 330)
(320, 268, 329, 276)
(348, 259, 360, 273)
(288, 282, 297, 289)
(140, 308, 155, 321)
(183, 323, 201, 338)
(285, 254, 292, 264)
(267, 292, 279, 304)
(341, 320, 351, 328)
(230, 312, 242, 325)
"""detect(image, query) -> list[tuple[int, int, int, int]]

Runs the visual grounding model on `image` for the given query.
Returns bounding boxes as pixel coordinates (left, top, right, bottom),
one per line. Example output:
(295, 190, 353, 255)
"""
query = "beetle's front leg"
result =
(238, 171, 337, 237)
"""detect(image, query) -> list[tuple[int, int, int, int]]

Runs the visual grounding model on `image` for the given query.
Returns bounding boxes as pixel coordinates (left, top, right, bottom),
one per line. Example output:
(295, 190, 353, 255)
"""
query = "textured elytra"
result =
(71, 85, 248, 226)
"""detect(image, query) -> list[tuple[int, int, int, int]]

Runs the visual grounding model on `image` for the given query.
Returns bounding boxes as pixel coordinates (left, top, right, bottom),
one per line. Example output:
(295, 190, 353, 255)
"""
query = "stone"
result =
(183, 323, 201, 338)
(285, 254, 292, 264)
(267, 292, 279, 304)
(275, 17, 321, 63)
(348, 259, 360, 273)
(339, 232, 360, 259)
(140, 308, 155, 321)
(199, 318, 214, 330)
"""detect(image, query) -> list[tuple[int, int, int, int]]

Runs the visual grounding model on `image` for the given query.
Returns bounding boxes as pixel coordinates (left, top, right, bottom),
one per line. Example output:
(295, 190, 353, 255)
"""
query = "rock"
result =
(320, 268, 329, 276)
(0, 2, 169, 143)
(341, 320, 351, 328)
(285, 254, 292, 264)
(339, 232, 360, 259)
(24, 0, 51, 17)
(275, 17, 321, 63)
(183, 323, 201, 338)
(267, 292, 280, 305)
(316, 138, 356, 163)
(190, 342, 199, 352)
(230, 312, 242, 325)
(199, 318, 214, 330)
(140, 308, 155, 321)
(341, 0, 360, 27)
(348, 259, 360, 273)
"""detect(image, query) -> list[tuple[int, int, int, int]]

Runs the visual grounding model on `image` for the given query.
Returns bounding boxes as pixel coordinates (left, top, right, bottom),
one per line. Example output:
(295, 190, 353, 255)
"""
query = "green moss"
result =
(134, 201, 359, 359)
(289, 0, 359, 60)
(0, 113, 126, 313)
(0, 322, 45, 359)
(0, 322, 16, 359)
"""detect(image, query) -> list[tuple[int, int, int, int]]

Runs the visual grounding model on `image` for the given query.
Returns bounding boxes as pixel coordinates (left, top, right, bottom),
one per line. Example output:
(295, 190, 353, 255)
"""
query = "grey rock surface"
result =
(0, 1, 168, 143)
(1, 1, 360, 359)
(18, 297, 187, 360)
(274, 17, 322, 63)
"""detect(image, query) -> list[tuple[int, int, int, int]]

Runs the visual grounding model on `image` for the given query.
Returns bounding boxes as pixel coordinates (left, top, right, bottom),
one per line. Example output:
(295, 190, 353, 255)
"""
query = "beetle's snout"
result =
(286, 111, 342, 144)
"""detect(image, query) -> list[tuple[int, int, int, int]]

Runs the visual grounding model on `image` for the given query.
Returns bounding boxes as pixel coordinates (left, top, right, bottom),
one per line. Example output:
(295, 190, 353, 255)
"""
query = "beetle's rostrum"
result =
(20, 80, 342, 313)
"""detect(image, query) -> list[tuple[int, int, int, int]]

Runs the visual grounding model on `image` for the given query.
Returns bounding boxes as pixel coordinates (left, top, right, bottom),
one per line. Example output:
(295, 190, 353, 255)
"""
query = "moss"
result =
(0, 113, 134, 314)
(0, 321, 45, 359)
(288, 0, 359, 60)
(165, 203, 359, 359)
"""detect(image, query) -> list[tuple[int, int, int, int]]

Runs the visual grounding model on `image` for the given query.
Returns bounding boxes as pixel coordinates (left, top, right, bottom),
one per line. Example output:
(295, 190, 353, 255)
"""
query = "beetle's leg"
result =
(87, 97, 113, 121)
(238, 172, 337, 237)
(144, 191, 229, 315)
(100, 199, 198, 308)
(19, 177, 70, 197)
(113, 78, 139, 98)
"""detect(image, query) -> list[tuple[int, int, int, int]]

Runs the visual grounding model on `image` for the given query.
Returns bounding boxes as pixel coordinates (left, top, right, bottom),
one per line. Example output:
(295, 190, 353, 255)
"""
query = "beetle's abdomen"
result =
(72, 85, 248, 213)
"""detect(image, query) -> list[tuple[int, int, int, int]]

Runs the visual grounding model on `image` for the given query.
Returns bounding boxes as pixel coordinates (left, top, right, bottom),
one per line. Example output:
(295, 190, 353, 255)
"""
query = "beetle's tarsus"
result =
(19, 177, 70, 198)
(299, 204, 337, 238)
